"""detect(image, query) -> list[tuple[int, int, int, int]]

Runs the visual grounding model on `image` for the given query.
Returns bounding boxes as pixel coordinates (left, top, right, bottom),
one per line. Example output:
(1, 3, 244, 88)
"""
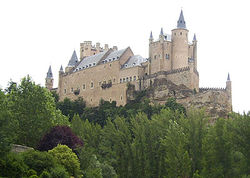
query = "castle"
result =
(46, 10, 232, 117)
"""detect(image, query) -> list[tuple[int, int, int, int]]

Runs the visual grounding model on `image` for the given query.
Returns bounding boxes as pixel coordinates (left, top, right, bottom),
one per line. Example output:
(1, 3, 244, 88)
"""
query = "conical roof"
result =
(177, 10, 186, 29)
(46, 65, 53, 78)
(227, 73, 231, 81)
(68, 50, 78, 67)
(60, 65, 64, 72)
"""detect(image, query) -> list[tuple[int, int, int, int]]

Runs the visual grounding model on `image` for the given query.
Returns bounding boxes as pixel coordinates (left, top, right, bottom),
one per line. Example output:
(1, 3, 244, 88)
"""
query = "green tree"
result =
(161, 120, 191, 178)
(48, 144, 81, 177)
(0, 89, 18, 156)
(7, 76, 69, 147)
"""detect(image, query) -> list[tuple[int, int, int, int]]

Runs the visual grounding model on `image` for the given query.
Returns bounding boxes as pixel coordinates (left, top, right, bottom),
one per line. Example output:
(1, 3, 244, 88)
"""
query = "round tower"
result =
(171, 10, 189, 69)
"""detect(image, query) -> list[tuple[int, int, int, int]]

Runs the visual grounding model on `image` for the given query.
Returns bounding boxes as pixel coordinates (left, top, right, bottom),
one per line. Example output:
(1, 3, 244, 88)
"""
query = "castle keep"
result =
(46, 10, 232, 117)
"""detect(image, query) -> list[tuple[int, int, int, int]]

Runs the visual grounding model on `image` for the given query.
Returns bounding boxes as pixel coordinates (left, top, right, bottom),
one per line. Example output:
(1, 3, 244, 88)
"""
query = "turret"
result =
(226, 73, 232, 111)
(45, 65, 54, 90)
(192, 34, 197, 69)
(159, 28, 164, 42)
(171, 10, 189, 69)
(65, 50, 78, 73)
(149, 31, 153, 43)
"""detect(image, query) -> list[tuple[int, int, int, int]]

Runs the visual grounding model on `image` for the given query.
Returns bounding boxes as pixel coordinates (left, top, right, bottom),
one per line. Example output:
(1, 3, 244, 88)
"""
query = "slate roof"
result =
(68, 50, 78, 67)
(122, 55, 147, 69)
(193, 34, 197, 41)
(177, 10, 186, 29)
(103, 48, 127, 63)
(46, 65, 53, 78)
(74, 50, 107, 71)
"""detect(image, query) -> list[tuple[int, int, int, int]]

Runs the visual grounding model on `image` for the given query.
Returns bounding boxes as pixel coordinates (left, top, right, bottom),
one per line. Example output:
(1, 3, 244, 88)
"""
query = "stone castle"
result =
(45, 10, 232, 117)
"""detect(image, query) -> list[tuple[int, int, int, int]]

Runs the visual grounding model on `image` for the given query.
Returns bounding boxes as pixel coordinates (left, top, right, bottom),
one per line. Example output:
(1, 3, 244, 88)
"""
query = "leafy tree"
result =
(21, 150, 57, 175)
(165, 97, 186, 115)
(7, 76, 69, 147)
(56, 97, 86, 121)
(49, 165, 70, 178)
(0, 89, 18, 156)
(0, 152, 28, 178)
(161, 120, 191, 178)
(37, 126, 83, 151)
(48, 144, 81, 177)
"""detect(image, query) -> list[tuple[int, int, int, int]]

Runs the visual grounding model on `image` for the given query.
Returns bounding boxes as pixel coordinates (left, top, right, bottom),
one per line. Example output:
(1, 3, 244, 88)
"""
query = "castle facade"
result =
(46, 10, 232, 117)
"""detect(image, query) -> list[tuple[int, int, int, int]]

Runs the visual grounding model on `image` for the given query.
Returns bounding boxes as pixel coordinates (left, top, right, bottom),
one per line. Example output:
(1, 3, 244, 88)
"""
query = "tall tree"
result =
(7, 76, 69, 147)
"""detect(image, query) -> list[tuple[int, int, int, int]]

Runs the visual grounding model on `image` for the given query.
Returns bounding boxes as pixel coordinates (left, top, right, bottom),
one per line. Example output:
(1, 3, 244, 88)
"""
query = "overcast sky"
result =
(0, 0, 249, 113)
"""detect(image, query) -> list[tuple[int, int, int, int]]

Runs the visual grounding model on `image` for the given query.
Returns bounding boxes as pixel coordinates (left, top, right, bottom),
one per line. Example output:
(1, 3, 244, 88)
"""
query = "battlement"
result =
(199, 87, 226, 92)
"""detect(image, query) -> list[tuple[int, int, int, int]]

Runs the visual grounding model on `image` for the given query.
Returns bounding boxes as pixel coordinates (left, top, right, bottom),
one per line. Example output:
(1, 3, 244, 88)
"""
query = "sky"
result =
(0, 0, 249, 113)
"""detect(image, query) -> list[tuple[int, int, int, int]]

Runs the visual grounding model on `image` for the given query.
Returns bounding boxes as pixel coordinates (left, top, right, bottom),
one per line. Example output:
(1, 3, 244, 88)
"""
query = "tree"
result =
(165, 97, 186, 115)
(161, 120, 191, 178)
(48, 144, 81, 177)
(37, 126, 83, 151)
(7, 76, 69, 147)
(21, 150, 57, 176)
(0, 89, 18, 156)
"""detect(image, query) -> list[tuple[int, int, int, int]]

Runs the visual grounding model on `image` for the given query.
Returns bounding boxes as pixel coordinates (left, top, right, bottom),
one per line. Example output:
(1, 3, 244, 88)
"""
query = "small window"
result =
(109, 59, 112, 62)
(83, 67, 85, 69)
(110, 98, 112, 102)
(166, 54, 169, 59)
(108, 80, 112, 84)
(130, 77, 132, 81)
(86, 65, 88, 68)
(93, 53, 95, 55)
(64, 89, 66, 93)
(91, 82, 94, 88)
(121, 96, 123, 100)
(89, 64, 92, 67)
(133, 76, 136, 81)
(123, 78, 126, 82)
(180, 32, 182, 35)
(154, 55, 157, 59)
(71, 88, 73, 92)
(174, 33, 176, 35)
(83, 84, 86, 89)
(93, 63, 96, 66)
(120, 79, 122, 83)
(126, 77, 129, 82)
(117, 56, 119, 59)
(113, 78, 116, 83)
(90, 98, 92, 102)
(113, 58, 115, 60)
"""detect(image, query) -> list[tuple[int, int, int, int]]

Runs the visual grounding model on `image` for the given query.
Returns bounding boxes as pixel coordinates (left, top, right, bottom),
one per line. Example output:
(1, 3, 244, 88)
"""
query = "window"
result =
(71, 88, 73, 92)
(154, 55, 157, 59)
(123, 78, 126, 82)
(93, 63, 96, 66)
(108, 80, 112, 84)
(121, 96, 123, 100)
(113, 78, 116, 83)
(126, 77, 129, 82)
(89, 64, 92, 67)
(166, 54, 169, 59)
(109, 59, 111, 62)
(120, 79, 122, 83)
(93, 53, 95, 55)
(180, 32, 182, 35)
(130, 77, 132, 81)
(117, 56, 119, 59)
(64, 89, 66, 93)
(82, 84, 86, 89)
(91, 82, 94, 88)
(110, 98, 112, 102)
(133, 76, 136, 81)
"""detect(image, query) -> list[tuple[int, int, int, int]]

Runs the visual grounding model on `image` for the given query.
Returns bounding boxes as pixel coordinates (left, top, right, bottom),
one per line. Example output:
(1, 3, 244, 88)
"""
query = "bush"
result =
(21, 150, 57, 175)
(50, 166, 70, 178)
(48, 144, 81, 177)
(39, 170, 51, 178)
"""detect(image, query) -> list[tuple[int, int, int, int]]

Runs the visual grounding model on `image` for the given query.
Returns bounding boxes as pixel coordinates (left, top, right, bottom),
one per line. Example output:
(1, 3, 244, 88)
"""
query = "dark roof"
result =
(46, 65, 53, 78)
(150, 31, 153, 39)
(193, 34, 197, 41)
(227, 73, 231, 81)
(67, 50, 78, 67)
(177, 10, 186, 29)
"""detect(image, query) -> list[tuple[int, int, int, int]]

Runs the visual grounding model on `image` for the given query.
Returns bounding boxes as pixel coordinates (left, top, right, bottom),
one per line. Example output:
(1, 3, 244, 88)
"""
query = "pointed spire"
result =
(177, 10, 186, 29)
(149, 31, 153, 40)
(67, 50, 78, 67)
(46, 65, 53, 78)
(193, 33, 197, 41)
(227, 73, 231, 81)
(160, 28, 164, 36)
(60, 65, 64, 72)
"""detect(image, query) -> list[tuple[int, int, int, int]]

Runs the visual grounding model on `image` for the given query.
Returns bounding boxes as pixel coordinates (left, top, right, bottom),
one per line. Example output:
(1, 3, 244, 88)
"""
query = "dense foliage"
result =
(0, 76, 250, 177)
(37, 126, 83, 151)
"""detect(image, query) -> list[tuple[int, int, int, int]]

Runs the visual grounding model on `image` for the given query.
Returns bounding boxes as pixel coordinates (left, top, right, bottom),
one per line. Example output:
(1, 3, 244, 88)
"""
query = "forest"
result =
(0, 76, 249, 178)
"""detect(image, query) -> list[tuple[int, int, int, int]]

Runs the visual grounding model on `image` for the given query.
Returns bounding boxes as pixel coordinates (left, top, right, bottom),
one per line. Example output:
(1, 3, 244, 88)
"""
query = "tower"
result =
(45, 65, 54, 90)
(192, 34, 198, 69)
(65, 50, 78, 73)
(171, 10, 189, 69)
(226, 73, 232, 111)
